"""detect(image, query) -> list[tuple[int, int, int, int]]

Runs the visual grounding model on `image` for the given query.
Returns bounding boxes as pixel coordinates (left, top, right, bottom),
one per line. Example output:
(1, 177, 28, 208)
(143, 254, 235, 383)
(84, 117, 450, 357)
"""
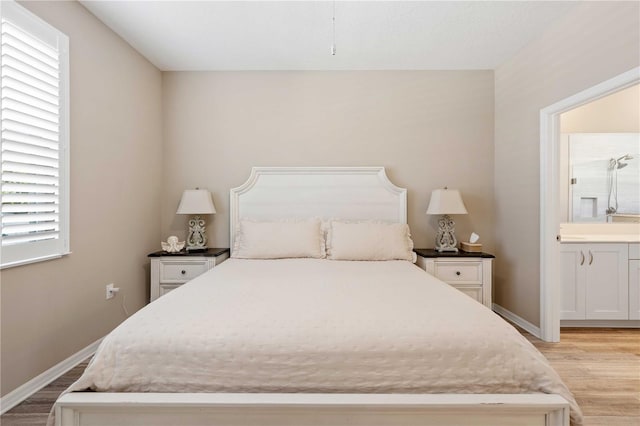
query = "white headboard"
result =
(229, 167, 407, 249)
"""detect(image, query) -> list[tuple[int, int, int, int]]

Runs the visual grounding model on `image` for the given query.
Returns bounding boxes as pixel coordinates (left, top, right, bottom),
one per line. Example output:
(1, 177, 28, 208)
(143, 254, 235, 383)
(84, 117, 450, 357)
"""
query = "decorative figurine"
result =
(161, 236, 185, 253)
(185, 216, 207, 251)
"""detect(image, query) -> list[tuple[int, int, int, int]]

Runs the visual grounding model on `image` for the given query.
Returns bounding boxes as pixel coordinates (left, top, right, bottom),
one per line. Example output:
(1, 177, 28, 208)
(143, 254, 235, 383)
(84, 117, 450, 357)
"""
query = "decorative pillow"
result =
(232, 218, 325, 259)
(327, 221, 416, 262)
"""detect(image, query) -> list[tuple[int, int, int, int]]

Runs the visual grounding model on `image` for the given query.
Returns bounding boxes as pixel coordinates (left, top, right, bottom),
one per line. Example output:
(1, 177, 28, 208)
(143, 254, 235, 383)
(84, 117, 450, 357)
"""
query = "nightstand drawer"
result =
(160, 260, 209, 283)
(159, 284, 181, 297)
(433, 261, 483, 284)
(452, 285, 483, 303)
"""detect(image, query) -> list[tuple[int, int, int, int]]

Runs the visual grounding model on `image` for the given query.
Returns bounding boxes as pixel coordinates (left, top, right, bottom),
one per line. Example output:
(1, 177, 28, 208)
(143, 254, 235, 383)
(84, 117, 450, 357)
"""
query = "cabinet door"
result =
(629, 260, 640, 320)
(560, 245, 586, 320)
(585, 244, 629, 320)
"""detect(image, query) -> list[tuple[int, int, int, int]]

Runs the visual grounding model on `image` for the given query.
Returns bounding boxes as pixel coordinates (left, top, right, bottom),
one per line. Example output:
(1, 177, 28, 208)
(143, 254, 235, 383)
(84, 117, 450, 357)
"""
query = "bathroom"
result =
(558, 84, 640, 325)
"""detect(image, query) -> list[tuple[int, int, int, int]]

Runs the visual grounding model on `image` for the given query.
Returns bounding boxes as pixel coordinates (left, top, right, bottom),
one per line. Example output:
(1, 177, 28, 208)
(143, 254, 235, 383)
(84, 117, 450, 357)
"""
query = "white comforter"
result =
(66, 259, 582, 424)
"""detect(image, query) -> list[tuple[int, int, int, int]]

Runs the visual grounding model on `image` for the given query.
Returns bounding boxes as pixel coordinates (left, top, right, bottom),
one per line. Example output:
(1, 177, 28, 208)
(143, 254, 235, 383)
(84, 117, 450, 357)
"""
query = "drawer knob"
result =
(456, 271, 461, 276)
(181, 270, 186, 275)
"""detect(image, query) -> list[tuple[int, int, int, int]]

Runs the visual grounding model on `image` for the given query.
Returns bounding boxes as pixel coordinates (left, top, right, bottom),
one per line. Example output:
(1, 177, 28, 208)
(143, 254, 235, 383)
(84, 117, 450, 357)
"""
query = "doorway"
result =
(539, 67, 639, 342)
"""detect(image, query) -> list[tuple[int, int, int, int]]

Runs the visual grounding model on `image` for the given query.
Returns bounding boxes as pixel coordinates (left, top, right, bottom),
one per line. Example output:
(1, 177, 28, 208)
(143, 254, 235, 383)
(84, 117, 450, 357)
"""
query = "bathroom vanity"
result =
(559, 223, 640, 326)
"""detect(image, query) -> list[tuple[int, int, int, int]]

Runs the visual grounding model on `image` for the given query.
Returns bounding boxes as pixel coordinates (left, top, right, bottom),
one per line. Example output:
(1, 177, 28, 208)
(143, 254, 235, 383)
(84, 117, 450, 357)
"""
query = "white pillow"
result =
(327, 221, 415, 262)
(232, 218, 325, 259)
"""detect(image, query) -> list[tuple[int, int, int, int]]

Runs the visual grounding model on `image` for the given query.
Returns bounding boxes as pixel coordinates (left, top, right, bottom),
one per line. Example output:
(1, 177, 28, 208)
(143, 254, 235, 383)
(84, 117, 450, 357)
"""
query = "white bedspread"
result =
(65, 259, 582, 424)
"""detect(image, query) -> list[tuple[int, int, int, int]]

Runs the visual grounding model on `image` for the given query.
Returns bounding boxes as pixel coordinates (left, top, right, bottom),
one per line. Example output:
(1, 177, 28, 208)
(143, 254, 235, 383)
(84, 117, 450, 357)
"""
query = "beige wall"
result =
(561, 84, 640, 133)
(161, 71, 495, 252)
(494, 1, 640, 325)
(0, 1, 162, 396)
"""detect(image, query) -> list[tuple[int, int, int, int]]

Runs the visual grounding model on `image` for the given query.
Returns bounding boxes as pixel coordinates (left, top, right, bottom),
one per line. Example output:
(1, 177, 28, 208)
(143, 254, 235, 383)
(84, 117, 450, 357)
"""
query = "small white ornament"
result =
(161, 236, 185, 253)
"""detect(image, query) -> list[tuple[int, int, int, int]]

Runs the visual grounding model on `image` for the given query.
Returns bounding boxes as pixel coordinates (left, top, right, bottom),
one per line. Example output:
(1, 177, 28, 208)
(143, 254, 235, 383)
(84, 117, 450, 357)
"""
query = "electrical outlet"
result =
(106, 283, 117, 300)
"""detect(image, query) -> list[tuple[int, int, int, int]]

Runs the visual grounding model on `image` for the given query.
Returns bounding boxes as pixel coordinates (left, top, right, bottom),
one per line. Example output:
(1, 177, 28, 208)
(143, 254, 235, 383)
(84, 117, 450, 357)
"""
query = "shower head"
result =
(614, 154, 633, 169)
(616, 154, 633, 162)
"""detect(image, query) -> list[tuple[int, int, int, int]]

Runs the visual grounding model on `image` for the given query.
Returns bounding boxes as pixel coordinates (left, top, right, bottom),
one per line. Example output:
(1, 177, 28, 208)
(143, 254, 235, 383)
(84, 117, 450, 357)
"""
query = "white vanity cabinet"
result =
(560, 243, 629, 320)
(629, 244, 640, 320)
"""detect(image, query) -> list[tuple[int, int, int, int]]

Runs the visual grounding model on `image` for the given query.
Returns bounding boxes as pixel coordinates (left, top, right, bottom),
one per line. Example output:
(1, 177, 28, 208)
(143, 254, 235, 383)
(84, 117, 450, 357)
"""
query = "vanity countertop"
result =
(559, 223, 640, 243)
(560, 234, 640, 243)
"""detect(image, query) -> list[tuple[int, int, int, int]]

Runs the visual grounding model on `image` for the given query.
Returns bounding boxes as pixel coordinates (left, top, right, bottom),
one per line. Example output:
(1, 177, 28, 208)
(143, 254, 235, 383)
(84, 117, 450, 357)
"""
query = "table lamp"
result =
(426, 188, 468, 252)
(176, 188, 216, 251)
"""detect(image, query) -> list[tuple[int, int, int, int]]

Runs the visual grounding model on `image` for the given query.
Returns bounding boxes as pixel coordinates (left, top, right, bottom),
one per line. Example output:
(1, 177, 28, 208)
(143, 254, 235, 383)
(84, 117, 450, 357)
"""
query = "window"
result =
(1, 0, 69, 268)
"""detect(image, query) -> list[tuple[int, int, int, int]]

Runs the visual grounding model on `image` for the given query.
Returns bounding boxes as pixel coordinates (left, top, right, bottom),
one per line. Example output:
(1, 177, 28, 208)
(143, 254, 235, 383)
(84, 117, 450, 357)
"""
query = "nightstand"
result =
(414, 248, 495, 308)
(148, 248, 230, 302)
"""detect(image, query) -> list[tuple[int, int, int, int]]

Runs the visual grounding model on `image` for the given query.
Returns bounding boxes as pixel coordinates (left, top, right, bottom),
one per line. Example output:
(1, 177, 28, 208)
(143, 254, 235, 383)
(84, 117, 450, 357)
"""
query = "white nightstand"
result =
(148, 248, 230, 302)
(414, 249, 494, 309)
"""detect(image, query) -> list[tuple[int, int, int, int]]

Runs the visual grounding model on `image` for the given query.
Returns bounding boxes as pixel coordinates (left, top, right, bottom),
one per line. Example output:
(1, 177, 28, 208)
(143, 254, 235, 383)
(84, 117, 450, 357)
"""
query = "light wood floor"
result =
(524, 328, 640, 426)
(1, 328, 638, 425)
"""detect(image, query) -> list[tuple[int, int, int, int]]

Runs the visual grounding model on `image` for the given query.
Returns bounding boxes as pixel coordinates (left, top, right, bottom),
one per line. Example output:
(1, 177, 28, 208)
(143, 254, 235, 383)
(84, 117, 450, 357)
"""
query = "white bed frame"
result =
(55, 167, 570, 426)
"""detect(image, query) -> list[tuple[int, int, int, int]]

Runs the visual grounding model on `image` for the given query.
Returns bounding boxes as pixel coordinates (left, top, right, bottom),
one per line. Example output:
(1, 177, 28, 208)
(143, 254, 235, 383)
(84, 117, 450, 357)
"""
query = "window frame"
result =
(1, 0, 70, 269)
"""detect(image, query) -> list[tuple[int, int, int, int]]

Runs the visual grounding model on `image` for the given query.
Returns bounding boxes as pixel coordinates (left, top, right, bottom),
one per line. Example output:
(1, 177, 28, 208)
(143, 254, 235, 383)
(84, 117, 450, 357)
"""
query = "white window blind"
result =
(1, 0, 69, 268)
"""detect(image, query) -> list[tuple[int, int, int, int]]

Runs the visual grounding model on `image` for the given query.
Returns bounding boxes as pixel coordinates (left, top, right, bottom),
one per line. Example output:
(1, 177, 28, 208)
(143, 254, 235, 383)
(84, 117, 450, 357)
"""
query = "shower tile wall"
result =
(569, 133, 640, 222)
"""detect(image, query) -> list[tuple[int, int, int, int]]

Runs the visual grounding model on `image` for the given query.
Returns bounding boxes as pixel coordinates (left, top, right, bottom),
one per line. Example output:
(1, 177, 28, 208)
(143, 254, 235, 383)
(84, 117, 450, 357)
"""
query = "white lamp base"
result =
(435, 214, 459, 252)
(186, 215, 208, 251)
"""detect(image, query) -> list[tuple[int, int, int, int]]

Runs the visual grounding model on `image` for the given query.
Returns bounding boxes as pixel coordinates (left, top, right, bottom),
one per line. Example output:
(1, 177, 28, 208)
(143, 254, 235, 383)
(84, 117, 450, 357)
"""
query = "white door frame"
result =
(539, 67, 639, 342)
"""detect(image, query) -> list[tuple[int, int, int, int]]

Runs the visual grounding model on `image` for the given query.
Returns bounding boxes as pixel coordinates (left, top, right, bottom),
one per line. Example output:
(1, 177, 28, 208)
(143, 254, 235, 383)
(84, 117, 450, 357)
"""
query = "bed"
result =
(52, 167, 581, 426)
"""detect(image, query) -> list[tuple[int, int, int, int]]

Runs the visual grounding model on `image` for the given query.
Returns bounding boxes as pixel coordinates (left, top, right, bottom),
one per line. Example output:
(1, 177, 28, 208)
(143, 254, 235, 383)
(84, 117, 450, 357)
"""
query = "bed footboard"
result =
(55, 393, 570, 426)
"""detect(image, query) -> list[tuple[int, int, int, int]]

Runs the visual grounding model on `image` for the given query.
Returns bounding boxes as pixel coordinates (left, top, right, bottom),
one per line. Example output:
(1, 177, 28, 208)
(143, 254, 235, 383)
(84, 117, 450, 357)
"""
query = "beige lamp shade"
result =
(176, 189, 216, 215)
(426, 189, 468, 215)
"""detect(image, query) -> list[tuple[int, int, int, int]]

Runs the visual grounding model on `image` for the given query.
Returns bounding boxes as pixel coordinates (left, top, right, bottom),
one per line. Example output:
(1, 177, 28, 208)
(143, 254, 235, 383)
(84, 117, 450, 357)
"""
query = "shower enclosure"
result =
(566, 133, 640, 223)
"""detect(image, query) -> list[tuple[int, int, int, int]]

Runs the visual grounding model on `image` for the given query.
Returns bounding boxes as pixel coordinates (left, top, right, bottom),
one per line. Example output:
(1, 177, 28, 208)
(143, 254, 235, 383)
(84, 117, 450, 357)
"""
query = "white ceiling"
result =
(79, 1, 578, 71)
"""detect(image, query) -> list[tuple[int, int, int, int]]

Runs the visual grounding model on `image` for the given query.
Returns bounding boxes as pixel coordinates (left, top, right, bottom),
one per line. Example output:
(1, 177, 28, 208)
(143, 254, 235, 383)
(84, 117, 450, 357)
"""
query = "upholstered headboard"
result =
(229, 167, 407, 249)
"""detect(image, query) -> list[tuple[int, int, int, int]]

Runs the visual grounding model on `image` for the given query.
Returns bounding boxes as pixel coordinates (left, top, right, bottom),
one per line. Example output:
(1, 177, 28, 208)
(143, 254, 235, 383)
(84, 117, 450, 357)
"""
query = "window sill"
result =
(1, 251, 72, 270)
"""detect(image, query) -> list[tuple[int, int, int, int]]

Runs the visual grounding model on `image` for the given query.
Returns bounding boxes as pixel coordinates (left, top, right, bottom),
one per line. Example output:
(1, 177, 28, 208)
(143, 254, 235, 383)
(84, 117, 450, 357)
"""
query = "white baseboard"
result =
(492, 304, 542, 339)
(561, 319, 640, 328)
(0, 337, 102, 415)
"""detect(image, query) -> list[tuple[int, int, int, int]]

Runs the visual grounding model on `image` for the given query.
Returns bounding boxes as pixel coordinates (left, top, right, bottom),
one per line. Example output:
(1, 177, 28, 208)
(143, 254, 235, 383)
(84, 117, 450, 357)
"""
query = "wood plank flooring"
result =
(524, 328, 640, 426)
(1, 361, 88, 425)
(1, 328, 638, 425)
